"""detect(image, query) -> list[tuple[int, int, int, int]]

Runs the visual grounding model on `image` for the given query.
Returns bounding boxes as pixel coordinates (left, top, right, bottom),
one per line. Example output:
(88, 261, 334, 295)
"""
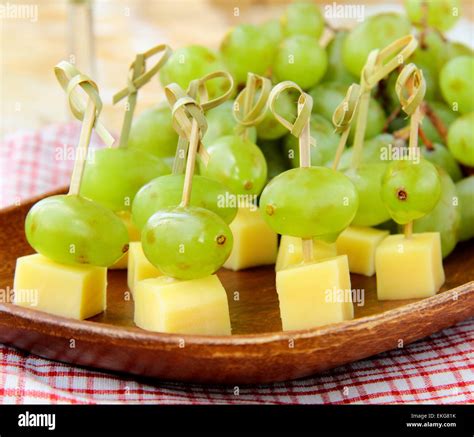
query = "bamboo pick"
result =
(54, 61, 113, 196)
(68, 100, 96, 196)
(268, 81, 314, 263)
(181, 120, 200, 207)
(331, 83, 361, 171)
(167, 71, 234, 175)
(350, 35, 418, 171)
(395, 64, 426, 239)
(113, 44, 172, 148)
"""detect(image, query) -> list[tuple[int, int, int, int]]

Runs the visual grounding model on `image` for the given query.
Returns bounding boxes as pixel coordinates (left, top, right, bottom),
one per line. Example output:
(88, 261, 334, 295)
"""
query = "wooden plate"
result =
(0, 188, 473, 384)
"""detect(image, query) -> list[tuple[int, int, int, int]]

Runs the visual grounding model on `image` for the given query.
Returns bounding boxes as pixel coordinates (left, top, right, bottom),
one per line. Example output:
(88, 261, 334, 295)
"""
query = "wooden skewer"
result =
(118, 55, 145, 148)
(181, 119, 200, 207)
(332, 127, 350, 171)
(68, 99, 96, 196)
(404, 105, 422, 239)
(298, 98, 314, 263)
(241, 76, 256, 141)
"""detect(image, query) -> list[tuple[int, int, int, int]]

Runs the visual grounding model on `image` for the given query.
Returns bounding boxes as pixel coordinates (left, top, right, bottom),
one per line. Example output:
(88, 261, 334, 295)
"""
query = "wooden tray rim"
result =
(2, 187, 473, 349)
(1, 281, 472, 349)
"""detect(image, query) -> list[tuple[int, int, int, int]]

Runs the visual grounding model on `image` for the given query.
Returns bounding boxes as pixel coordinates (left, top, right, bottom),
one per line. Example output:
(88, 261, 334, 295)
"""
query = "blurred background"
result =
(0, 0, 473, 138)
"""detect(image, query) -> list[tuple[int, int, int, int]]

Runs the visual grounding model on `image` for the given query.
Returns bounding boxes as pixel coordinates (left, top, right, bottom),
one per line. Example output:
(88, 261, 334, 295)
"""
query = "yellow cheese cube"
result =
(224, 207, 277, 271)
(134, 274, 231, 335)
(110, 211, 141, 270)
(375, 232, 445, 300)
(276, 235, 337, 271)
(336, 226, 389, 276)
(276, 255, 354, 331)
(127, 241, 162, 296)
(13, 254, 106, 320)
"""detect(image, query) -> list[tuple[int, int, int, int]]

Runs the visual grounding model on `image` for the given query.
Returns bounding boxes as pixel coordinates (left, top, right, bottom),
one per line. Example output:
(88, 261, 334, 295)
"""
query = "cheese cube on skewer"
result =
(134, 274, 231, 335)
(276, 235, 337, 272)
(375, 232, 445, 300)
(336, 226, 389, 277)
(224, 207, 277, 271)
(127, 242, 162, 296)
(13, 254, 106, 320)
(276, 255, 354, 331)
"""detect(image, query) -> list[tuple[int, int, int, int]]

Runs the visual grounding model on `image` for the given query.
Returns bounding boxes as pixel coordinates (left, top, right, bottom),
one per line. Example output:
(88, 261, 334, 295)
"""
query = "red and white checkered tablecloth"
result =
(1, 123, 473, 405)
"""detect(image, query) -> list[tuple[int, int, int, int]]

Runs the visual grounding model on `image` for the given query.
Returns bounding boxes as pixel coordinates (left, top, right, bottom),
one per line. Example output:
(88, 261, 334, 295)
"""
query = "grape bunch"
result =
(28, 0, 474, 277)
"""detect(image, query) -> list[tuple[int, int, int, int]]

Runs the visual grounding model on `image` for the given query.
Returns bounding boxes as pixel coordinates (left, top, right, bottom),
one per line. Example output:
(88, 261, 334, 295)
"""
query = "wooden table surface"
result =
(1, 0, 473, 139)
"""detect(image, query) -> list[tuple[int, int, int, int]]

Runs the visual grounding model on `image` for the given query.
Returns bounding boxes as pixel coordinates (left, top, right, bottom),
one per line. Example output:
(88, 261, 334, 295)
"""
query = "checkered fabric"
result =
(0, 123, 473, 404)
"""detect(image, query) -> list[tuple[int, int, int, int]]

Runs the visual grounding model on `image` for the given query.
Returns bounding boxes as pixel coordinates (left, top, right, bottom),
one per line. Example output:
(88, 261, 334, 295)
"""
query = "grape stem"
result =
(418, 125, 434, 150)
(383, 106, 401, 133)
(423, 102, 448, 143)
(68, 100, 96, 196)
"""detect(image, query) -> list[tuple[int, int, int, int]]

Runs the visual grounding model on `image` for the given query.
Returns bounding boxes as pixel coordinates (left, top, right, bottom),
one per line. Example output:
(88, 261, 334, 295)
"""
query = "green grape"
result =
(273, 36, 328, 90)
(456, 176, 474, 241)
(381, 158, 442, 224)
(440, 56, 474, 114)
(404, 0, 460, 31)
(280, 1, 325, 39)
(159, 46, 226, 97)
(333, 134, 395, 170)
(142, 206, 233, 280)
(261, 19, 283, 46)
(421, 101, 457, 144)
(283, 114, 340, 167)
(203, 101, 257, 145)
(410, 31, 451, 100)
(257, 139, 289, 180)
(256, 89, 296, 140)
(414, 30, 450, 71)
(446, 41, 474, 60)
(25, 195, 129, 267)
(80, 148, 170, 212)
(421, 143, 462, 182)
(345, 163, 391, 226)
(447, 112, 474, 167)
(128, 103, 178, 160)
(309, 82, 385, 141)
(323, 31, 357, 85)
(342, 13, 411, 77)
(309, 82, 347, 121)
(132, 174, 238, 230)
(413, 168, 460, 258)
(259, 167, 359, 238)
(220, 24, 275, 85)
(201, 135, 267, 195)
